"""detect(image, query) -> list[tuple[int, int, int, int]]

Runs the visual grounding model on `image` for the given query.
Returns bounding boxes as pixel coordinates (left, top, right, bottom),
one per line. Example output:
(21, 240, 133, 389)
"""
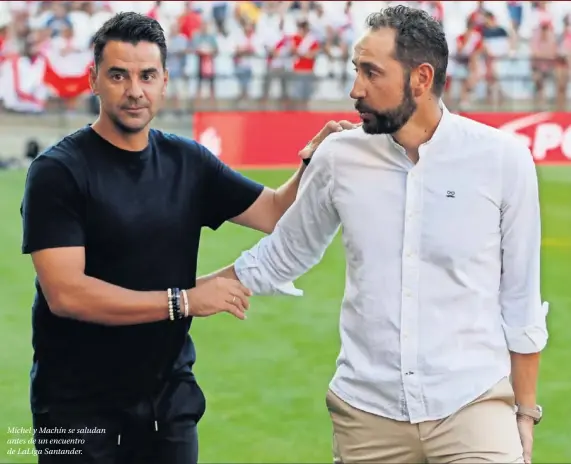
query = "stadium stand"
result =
(1, 0, 571, 115)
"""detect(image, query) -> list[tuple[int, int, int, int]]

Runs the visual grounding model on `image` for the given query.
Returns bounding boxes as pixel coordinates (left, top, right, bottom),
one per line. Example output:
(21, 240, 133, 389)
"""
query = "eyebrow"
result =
(352, 59, 385, 74)
(107, 66, 159, 74)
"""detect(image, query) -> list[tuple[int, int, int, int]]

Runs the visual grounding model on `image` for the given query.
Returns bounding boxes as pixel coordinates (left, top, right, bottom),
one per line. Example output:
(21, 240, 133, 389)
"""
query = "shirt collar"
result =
(387, 100, 453, 158)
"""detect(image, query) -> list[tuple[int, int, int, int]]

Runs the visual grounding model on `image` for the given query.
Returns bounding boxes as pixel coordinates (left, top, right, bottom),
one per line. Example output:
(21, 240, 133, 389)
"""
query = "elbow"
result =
(43, 284, 81, 319)
(45, 294, 72, 318)
(503, 324, 548, 354)
(502, 301, 550, 354)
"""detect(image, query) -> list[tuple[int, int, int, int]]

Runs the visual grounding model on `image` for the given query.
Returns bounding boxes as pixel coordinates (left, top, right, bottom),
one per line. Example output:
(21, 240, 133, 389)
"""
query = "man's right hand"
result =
(187, 277, 252, 320)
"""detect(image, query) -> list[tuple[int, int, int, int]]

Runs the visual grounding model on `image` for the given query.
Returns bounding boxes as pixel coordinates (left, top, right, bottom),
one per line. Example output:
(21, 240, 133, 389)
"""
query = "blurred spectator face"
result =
(90, 41, 167, 134)
(23, 36, 40, 58)
(70, 2, 84, 12)
(484, 13, 496, 28)
(350, 28, 417, 135)
(243, 21, 255, 35)
(540, 20, 551, 35)
(297, 20, 310, 36)
(52, 3, 67, 18)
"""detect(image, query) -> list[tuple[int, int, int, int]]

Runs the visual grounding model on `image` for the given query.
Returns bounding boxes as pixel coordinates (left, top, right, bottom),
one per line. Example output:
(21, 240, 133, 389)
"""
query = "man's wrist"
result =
(516, 404, 543, 425)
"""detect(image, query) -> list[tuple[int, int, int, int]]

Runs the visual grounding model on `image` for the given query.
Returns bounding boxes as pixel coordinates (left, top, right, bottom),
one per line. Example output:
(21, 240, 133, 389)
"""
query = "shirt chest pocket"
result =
(420, 186, 501, 268)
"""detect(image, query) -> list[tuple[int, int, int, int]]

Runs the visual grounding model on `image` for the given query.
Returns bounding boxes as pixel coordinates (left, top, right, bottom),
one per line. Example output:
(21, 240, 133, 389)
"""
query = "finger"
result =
(224, 302, 247, 320)
(231, 279, 253, 298)
(324, 120, 343, 134)
(231, 291, 250, 310)
(338, 120, 357, 130)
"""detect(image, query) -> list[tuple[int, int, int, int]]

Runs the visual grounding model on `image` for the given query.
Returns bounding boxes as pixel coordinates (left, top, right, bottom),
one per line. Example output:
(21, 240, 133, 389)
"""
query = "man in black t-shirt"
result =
(20, 12, 353, 464)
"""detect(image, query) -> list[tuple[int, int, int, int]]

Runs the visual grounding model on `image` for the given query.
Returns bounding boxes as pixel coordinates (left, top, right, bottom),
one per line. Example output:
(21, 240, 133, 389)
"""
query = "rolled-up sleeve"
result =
(234, 137, 341, 296)
(500, 140, 549, 354)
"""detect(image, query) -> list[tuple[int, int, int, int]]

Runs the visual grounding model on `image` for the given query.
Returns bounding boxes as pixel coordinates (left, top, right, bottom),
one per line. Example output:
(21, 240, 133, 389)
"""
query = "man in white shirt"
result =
(202, 5, 548, 464)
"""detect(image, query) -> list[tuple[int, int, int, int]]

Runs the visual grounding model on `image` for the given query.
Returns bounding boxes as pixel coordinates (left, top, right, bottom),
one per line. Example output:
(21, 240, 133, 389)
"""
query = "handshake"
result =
(181, 118, 361, 322)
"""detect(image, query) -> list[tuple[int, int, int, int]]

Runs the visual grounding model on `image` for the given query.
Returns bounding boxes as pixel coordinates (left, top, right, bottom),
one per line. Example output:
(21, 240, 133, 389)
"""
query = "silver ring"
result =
(232, 296, 236, 304)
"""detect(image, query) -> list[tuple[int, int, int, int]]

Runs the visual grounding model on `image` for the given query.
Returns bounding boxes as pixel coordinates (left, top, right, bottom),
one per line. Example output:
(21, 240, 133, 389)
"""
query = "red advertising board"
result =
(193, 111, 571, 168)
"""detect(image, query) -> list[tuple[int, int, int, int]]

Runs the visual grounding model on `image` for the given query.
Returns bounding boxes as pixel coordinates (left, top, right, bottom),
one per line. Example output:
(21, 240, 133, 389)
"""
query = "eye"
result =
(110, 73, 123, 81)
(141, 72, 155, 81)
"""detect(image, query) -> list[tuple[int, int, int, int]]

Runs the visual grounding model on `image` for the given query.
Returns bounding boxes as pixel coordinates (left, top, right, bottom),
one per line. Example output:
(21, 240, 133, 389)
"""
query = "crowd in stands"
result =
(1, 0, 571, 113)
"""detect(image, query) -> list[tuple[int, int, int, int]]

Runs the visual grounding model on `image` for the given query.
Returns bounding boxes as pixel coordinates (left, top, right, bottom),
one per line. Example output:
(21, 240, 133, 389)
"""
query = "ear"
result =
(162, 68, 169, 97)
(89, 66, 98, 95)
(412, 63, 434, 98)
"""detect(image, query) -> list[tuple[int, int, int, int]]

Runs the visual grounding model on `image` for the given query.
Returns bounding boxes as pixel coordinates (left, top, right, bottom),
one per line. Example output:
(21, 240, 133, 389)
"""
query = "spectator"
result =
(530, 17, 558, 109)
(506, 1, 524, 41)
(191, 21, 218, 104)
(179, 2, 202, 41)
(455, 18, 484, 110)
(467, 1, 492, 33)
(233, 20, 257, 104)
(259, 6, 291, 107)
(166, 22, 191, 114)
(45, 2, 72, 38)
(290, 19, 320, 110)
(482, 11, 510, 107)
(420, 1, 444, 27)
(211, 0, 230, 37)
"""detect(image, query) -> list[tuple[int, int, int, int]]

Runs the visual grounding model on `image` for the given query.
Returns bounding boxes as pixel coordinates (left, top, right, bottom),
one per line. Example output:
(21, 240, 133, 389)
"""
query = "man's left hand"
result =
(517, 416, 534, 464)
(299, 120, 359, 161)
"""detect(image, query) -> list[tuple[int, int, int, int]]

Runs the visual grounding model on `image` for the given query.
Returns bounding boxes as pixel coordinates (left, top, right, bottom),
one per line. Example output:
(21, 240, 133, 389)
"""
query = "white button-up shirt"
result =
(234, 107, 549, 424)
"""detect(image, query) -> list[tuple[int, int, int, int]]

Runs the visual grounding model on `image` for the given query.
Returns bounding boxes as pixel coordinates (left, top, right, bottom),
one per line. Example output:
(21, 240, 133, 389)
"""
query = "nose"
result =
(125, 78, 144, 100)
(349, 75, 366, 101)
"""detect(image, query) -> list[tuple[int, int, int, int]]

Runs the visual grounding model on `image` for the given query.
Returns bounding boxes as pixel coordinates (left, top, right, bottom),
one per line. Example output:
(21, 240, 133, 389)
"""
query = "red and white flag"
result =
(42, 50, 93, 100)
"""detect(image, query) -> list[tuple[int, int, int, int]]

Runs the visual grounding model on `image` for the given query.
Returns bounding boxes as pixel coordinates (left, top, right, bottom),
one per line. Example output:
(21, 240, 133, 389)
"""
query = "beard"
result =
(355, 80, 417, 135)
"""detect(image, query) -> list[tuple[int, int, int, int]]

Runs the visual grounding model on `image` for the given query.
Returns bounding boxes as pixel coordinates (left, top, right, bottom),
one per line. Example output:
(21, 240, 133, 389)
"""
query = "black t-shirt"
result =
(21, 126, 264, 414)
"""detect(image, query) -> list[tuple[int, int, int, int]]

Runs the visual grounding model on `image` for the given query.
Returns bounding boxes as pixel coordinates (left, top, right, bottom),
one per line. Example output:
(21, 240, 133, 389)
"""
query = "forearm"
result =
(272, 162, 306, 217)
(49, 275, 170, 326)
(510, 352, 540, 407)
(196, 265, 238, 286)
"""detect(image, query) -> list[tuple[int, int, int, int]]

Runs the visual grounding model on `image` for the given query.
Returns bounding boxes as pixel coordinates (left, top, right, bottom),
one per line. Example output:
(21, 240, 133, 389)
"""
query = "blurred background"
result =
(0, 1, 569, 463)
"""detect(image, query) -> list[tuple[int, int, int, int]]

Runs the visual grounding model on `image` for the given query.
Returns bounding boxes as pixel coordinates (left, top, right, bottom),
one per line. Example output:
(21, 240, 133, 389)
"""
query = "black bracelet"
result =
(302, 157, 311, 166)
(168, 288, 183, 321)
(173, 288, 182, 320)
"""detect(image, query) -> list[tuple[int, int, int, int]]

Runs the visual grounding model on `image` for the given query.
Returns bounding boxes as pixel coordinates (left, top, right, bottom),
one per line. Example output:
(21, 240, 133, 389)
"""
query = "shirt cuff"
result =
(502, 301, 549, 354)
(234, 249, 304, 297)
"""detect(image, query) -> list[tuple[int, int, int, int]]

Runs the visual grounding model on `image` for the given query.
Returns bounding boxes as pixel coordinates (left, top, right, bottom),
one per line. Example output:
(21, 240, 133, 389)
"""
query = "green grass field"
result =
(0, 166, 569, 463)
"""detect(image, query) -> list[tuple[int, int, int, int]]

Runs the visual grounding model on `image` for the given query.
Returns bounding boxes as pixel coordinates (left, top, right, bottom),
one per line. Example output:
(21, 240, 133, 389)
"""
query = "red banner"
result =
(193, 111, 571, 168)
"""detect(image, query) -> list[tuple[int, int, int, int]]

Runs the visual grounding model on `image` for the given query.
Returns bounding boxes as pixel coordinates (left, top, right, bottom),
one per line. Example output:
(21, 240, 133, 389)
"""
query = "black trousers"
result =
(32, 375, 206, 464)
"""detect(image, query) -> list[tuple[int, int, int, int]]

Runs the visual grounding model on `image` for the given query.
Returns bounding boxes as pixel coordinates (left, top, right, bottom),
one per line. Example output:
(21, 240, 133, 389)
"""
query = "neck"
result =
(392, 100, 443, 156)
(91, 115, 150, 152)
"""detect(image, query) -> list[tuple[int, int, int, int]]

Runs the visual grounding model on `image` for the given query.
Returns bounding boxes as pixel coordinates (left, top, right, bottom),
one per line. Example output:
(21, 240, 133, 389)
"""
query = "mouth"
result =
(122, 107, 147, 114)
(359, 112, 373, 122)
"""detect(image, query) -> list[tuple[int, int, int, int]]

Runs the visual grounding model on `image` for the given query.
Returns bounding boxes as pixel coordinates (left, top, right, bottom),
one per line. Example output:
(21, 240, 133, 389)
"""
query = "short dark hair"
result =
(365, 6, 448, 96)
(92, 12, 167, 69)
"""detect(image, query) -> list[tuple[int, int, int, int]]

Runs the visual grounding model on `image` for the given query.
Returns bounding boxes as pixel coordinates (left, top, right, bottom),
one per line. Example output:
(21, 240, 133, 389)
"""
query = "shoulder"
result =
(149, 129, 215, 163)
(312, 126, 393, 170)
(312, 127, 373, 160)
(26, 128, 92, 186)
(451, 113, 532, 159)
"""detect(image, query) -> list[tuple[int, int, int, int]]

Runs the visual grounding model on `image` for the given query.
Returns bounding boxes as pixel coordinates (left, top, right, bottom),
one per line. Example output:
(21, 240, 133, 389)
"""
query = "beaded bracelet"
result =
(167, 287, 184, 321)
